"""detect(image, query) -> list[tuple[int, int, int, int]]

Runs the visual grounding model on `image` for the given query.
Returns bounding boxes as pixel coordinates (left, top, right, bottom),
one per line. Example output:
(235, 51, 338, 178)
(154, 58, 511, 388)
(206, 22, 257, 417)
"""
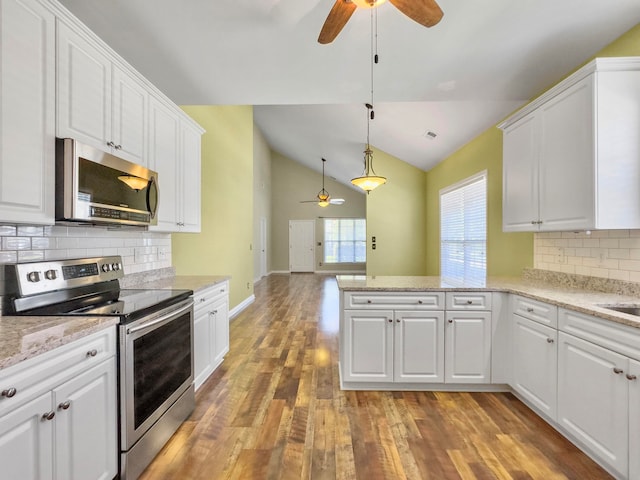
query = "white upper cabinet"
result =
(0, 0, 55, 225)
(57, 21, 149, 166)
(500, 57, 640, 232)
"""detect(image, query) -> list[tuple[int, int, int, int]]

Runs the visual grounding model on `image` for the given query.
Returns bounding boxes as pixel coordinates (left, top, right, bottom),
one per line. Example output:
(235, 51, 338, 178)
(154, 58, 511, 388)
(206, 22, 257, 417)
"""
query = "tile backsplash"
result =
(534, 230, 640, 282)
(0, 224, 171, 274)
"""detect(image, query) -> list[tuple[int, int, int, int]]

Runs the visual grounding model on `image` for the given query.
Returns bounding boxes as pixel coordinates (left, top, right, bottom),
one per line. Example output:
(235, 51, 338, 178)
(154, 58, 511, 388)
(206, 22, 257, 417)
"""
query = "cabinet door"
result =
(343, 310, 393, 383)
(0, 0, 55, 225)
(512, 315, 557, 420)
(444, 311, 491, 383)
(148, 97, 180, 231)
(0, 392, 53, 480)
(394, 311, 444, 383)
(538, 77, 595, 231)
(57, 20, 112, 151)
(193, 304, 214, 391)
(212, 297, 230, 369)
(53, 358, 117, 480)
(112, 66, 147, 165)
(502, 113, 539, 232)
(629, 359, 640, 480)
(557, 332, 628, 478)
(179, 123, 202, 232)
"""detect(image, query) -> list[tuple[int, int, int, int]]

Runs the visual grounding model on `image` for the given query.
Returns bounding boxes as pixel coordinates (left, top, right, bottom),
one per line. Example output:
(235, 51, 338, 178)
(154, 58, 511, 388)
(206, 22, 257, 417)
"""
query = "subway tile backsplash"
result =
(0, 224, 171, 274)
(535, 229, 640, 282)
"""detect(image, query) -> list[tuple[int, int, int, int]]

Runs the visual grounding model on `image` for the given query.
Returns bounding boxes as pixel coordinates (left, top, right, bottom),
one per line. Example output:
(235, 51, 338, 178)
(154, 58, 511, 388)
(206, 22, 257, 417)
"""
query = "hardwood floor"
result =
(140, 274, 612, 480)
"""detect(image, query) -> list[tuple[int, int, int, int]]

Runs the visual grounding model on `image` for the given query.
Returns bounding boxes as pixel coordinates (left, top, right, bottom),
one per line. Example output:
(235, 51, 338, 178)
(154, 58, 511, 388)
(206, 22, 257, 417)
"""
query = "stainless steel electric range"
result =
(4, 256, 195, 480)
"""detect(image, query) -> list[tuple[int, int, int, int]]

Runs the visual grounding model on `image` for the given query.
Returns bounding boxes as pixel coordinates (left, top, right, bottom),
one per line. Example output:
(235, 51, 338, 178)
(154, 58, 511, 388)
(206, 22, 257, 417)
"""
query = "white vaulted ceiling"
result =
(57, 0, 640, 186)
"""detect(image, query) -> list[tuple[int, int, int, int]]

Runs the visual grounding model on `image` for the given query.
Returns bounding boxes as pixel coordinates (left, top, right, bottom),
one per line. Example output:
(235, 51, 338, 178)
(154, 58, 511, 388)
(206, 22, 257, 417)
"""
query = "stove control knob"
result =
(27, 271, 40, 283)
(44, 269, 57, 280)
(111, 263, 120, 271)
(101, 264, 112, 272)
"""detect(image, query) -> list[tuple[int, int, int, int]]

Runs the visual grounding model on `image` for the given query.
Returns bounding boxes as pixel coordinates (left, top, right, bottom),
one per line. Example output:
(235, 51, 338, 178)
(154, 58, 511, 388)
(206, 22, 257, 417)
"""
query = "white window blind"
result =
(324, 218, 366, 263)
(440, 172, 487, 287)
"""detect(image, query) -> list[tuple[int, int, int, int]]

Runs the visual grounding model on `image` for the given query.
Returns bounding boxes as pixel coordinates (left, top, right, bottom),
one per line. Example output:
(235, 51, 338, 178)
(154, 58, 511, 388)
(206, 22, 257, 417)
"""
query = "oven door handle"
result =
(126, 302, 192, 335)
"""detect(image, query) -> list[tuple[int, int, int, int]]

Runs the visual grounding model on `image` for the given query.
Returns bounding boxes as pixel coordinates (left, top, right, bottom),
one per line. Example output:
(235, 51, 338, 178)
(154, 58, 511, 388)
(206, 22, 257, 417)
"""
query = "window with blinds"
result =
(324, 218, 366, 263)
(440, 172, 487, 287)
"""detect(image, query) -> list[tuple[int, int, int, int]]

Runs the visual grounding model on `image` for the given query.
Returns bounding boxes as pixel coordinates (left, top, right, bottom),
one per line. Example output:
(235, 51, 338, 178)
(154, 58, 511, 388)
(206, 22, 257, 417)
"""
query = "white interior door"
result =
(289, 220, 315, 272)
(260, 217, 267, 279)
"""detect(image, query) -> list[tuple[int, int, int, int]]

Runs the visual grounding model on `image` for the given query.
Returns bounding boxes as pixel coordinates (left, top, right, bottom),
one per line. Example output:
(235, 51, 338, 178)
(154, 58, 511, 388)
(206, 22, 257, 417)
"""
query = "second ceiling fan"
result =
(318, 0, 443, 44)
(300, 158, 345, 207)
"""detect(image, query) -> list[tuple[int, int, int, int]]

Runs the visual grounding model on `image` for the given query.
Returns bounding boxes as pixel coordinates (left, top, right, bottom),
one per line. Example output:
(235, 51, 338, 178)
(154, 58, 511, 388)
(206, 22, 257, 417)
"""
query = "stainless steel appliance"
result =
(4, 256, 194, 480)
(56, 138, 159, 227)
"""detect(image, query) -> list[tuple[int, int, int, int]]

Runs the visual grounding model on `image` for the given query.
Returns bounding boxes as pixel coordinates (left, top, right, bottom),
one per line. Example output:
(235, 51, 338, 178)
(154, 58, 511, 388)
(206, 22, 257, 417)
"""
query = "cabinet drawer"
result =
(559, 307, 640, 361)
(194, 282, 228, 312)
(445, 292, 492, 310)
(344, 291, 444, 310)
(512, 295, 558, 327)
(0, 327, 116, 417)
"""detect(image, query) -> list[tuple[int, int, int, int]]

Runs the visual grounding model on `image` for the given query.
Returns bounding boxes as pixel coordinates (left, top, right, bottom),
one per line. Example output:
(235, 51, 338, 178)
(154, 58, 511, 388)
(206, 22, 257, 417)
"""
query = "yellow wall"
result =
(173, 106, 254, 310)
(367, 147, 427, 275)
(424, 22, 640, 277)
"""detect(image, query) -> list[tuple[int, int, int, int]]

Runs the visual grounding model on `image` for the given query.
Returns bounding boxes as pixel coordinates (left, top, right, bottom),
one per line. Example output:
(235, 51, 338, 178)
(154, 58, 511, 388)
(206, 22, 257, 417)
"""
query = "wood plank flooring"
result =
(139, 274, 612, 480)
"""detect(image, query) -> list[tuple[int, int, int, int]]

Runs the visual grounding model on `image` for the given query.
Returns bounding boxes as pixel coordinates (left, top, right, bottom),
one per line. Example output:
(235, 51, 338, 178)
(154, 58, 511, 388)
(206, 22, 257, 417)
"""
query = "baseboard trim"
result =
(229, 294, 255, 320)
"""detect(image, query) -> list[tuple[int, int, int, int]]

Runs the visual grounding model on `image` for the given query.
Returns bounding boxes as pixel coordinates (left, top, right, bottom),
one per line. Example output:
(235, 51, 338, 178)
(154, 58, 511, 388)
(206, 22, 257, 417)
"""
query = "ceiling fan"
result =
(300, 158, 345, 207)
(318, 0, 443, 44)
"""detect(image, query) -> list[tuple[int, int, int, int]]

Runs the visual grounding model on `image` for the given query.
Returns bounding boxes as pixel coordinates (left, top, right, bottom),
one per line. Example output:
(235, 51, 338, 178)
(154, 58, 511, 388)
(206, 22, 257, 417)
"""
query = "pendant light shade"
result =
(351, 146, 386, 192)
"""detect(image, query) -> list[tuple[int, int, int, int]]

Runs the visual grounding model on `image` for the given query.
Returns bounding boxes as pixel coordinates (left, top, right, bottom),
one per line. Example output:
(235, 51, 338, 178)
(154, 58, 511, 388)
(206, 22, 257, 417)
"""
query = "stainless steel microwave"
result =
(56, 138, 159, 227)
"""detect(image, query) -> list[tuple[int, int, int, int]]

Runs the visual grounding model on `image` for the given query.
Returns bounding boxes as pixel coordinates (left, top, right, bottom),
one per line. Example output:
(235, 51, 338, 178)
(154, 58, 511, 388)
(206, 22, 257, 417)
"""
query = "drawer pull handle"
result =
(526, 307, 534, 313)
(1, 388, 17, 398)
(86, 349, 98, 358)
(58, 401, 71, 410)
(546, 338, 554, 344)
(200, 298, 206, 303)
(627, 374, 637, 381)
(613, 367, 624, 375)
(466, 300, 473, 305)
(42, 411, 55, 421)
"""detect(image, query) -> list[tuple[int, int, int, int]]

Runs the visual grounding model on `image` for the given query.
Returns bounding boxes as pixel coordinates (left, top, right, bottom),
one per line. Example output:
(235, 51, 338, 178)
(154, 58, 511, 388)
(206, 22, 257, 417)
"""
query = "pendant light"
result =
(351, 8, 386, 193)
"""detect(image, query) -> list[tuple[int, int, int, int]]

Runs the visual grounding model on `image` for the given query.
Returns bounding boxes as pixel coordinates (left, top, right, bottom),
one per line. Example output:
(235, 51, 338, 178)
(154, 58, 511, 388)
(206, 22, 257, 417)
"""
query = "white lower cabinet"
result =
(512, 314, 558, 420)
(445, 311, 492, 383)
(629, 359, 640, 480)
(341, 291, 493, 386)
(558, 331, 629, 478)
(193, 282, 230, 390)
(0, 328, 117, 480)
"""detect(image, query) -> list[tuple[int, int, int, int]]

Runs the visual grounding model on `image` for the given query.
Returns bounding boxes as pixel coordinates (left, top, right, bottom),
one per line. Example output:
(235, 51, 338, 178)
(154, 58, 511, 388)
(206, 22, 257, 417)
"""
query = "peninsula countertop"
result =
(336, 275, 640, 329)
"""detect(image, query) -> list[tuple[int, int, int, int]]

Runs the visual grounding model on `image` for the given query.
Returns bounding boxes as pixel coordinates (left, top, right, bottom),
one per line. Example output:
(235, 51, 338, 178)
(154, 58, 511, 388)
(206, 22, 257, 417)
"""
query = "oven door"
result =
(119, 298, 194, 450)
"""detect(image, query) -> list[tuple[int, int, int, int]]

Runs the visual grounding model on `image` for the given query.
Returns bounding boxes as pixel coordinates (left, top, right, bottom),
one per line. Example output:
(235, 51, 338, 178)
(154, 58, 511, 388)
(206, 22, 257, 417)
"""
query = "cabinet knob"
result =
(115, 144, 122, 150)
(200, 297, 206, 303)
(418, 300, 423, 304)
(546, 338, 554, 344)
(42, 411, 55, 421)
(1, 388, 17, 398)
(86, 349, 98, 358)
(531, 220, 537, 225)
(367, 300, 372, 304)
(526, 307, 534, 313)
(627, 374, 637, 381)
(396, 318, 401, 323)
(466, 300, 473, 305)
(58, 400, 71, 410)
(613, 367, 624, 375)
(388, 318, 392, 323)
(106, 141, 115, 148)
(448, 319, 453, 324)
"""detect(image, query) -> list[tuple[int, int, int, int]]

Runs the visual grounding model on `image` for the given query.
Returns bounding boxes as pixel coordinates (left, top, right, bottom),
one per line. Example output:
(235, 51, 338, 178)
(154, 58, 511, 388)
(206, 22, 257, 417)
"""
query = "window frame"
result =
(322, 217, 366, 264)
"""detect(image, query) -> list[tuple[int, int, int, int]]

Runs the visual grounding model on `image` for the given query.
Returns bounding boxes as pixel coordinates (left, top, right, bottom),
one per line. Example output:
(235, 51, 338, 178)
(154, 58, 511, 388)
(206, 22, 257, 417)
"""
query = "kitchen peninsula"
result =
(336, 272, 640, 479)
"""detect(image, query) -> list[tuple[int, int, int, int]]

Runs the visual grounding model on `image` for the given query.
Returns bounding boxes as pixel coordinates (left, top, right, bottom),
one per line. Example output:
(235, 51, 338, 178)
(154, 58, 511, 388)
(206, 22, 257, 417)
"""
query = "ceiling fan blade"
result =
(388, 0, 443, 28)
(329, 198, 345, 205)
(318, 0, 357, 44)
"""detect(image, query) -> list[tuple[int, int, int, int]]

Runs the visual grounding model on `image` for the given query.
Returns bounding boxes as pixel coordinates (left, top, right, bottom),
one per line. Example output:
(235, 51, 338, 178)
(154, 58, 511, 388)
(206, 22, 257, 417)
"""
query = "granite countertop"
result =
(336, 275, 640, 329)
(0, 273, 231, 372)
(0, 315, 119, 370)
